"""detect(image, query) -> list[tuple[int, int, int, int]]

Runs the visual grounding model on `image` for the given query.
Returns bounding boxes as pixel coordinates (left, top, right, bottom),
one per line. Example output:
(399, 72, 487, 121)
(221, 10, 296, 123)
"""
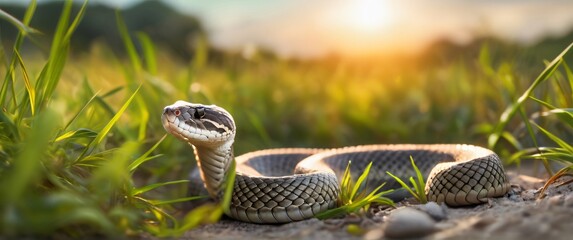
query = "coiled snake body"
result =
(162, 101, 510, 224)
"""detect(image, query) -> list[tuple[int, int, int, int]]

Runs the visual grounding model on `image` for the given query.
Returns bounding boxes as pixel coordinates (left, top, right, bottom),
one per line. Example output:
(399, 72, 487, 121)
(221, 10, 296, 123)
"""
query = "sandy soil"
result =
(168, 168, 573, 240)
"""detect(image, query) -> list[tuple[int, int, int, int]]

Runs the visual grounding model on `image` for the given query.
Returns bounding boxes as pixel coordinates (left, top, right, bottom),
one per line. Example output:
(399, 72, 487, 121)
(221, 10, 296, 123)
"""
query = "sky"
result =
(3, 0, 573, 58)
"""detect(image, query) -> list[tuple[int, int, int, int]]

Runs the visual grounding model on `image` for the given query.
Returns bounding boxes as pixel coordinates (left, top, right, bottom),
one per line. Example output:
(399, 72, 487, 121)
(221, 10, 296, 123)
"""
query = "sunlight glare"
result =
(344, 0, 395, 34)
(318, 0, 404, 56)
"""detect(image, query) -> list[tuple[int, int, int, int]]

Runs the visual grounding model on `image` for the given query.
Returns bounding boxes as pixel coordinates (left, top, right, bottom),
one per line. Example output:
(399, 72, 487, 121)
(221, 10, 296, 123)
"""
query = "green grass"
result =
(486, 42, 573, 195)
(487, 43, 573, 172)
(0, 1, 232, 237)
(316, 161, 394, 220)
(1, 0, 573, 238)
(386, 157, 428, 204)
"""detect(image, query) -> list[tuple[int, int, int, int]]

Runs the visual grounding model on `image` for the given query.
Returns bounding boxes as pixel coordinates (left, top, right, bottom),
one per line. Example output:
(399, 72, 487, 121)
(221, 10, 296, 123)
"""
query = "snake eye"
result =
(194, 107, 205, 119)
(174, 109, 181, 116)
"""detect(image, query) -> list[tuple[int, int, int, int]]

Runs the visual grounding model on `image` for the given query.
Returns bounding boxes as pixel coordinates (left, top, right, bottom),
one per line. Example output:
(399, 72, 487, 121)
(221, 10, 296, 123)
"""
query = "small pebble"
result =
(383, 207, 437, 239)
(507, 185, 524, 202)
(564, 194, 573, 207)
(363, 229, 384, 240)
(548, 195, 563, 206)
(414, 202, 447, 221)
(538, 195, 563, 209)
(521, 189, 537, 201)
(346, 224, 366, 236)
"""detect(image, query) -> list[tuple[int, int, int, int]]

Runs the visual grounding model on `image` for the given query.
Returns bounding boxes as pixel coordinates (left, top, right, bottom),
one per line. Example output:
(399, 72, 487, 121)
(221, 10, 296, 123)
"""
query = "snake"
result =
(161, 100, 510, 224)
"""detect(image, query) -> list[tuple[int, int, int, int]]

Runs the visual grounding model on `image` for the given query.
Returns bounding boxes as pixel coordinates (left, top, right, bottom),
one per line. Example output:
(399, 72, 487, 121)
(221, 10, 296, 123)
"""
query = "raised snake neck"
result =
(162, 101, 510, 224)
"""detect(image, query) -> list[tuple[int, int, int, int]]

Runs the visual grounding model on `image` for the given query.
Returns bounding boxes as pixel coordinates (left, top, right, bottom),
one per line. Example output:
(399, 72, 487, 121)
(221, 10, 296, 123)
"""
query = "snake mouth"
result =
(161, 107, 190, 142)
(162, 107, 177, 123)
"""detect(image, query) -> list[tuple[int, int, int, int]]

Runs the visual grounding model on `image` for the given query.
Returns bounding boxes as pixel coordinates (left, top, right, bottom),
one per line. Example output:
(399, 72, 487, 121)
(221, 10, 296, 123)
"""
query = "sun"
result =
(318, 0, 403, 55)
(344, 0, 395, 34)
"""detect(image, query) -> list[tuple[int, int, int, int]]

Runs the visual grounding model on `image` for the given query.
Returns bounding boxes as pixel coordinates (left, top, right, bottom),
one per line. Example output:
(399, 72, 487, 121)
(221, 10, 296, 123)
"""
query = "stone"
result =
(383, 207, 437, 239)
(415, 202, 447, 221)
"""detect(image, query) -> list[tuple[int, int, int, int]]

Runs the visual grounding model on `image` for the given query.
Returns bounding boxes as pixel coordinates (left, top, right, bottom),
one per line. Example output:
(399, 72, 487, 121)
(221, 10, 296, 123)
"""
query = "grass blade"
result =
(55, 128, 98, 142)
(135, 97, 149, 141)
(0, 8, 38, 35)
(386, 171, 417, 198)
(489, 42, 573, 148)
(411, 157, 427, 203)
(128, 134, 167, 172)
(14, 50, 35, 115)
(315, 206, 352, 219)
(533, 123, 573, 153)
(148, 196, 209, 205)
(116, 11, 142, 76)
(350, 161, 373, 201)
(136, 32, 157, 74)
(76, 86, 140, 162)
(61, 90, 100, 132)
(63, 0, 88, 41)
(339, 161, 353, 203)
(13, 50, 35, 116)
(131, 179, 190, 196)
(35, 0, 71, 108)
(221, 159, 236, 213)
(94, 86, 140, 146)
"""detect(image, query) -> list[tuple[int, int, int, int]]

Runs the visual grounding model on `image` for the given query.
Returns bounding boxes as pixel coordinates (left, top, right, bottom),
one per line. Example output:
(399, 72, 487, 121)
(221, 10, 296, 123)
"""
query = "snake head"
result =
(162, 101, 236, 147)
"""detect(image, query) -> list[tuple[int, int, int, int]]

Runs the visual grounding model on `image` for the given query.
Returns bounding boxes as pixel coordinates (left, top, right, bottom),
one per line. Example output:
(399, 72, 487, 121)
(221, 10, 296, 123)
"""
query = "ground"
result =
(162, 166, 573, 240)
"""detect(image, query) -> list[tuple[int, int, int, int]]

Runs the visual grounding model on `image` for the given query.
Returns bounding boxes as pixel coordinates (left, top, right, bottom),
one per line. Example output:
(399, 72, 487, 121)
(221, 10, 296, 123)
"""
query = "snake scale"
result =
(162, 101, 510, 224)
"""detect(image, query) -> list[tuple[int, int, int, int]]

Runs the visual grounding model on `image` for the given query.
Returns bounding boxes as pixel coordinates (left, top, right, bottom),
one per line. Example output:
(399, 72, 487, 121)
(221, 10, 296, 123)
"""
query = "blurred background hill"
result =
(0, 1, 205, 59)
